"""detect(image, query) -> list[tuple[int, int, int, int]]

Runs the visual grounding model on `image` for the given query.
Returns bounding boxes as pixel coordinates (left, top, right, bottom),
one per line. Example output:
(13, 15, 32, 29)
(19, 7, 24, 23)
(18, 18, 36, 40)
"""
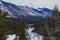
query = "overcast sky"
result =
(2, 0, 60, 10)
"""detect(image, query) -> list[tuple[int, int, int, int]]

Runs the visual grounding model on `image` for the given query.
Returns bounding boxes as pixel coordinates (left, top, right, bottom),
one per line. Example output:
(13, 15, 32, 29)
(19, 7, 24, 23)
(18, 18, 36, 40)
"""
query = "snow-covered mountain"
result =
(0, 0, 53, 20)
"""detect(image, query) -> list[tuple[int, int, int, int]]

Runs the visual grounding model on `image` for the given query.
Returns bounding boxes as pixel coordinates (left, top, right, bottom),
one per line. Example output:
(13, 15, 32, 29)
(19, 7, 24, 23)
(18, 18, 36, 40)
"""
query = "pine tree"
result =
(52, 5, 60, 40)
(18, 21, 27, 40)
(0, 9, 13, 40)
(52, 5, 59, 28)
(12, 20, 27, 40)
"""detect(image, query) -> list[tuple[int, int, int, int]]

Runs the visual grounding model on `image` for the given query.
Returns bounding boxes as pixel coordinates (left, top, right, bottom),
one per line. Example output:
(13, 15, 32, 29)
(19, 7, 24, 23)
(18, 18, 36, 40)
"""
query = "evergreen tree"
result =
(52, 5, 59, 28)
(52, 5, 60, 40)
(12, 20, 27, 40)
(0, 9, 13, 40)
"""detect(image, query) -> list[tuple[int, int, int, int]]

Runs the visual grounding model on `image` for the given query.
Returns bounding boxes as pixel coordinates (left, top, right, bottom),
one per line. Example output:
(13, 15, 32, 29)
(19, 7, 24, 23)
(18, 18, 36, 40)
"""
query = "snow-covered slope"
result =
(0, 0, 52, 20)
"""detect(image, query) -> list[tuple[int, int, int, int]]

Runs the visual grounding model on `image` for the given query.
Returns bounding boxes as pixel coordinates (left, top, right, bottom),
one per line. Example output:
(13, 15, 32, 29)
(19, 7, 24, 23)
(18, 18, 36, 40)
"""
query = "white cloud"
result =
(2, 0, 60, 10)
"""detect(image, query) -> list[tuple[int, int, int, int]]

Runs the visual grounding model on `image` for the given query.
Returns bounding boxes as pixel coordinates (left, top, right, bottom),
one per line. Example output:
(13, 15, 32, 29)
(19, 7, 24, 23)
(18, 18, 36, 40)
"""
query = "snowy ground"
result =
(26, 27, 44, 40)
(6, 24, 44, 40)
(6, 34, 16, 40)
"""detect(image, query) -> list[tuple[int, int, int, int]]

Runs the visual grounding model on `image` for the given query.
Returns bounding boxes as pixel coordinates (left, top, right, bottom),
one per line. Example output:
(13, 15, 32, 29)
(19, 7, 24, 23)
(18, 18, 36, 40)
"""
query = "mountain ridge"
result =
(0, 0, 53, 20)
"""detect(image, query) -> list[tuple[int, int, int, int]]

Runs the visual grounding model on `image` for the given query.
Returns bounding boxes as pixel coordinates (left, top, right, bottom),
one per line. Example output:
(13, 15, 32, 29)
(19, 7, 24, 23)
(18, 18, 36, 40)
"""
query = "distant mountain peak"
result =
(0, 0, 2, 4)
(0, 0, 2, 1)
(0, 0, 53, 20)
(0, 0, 4, 3)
